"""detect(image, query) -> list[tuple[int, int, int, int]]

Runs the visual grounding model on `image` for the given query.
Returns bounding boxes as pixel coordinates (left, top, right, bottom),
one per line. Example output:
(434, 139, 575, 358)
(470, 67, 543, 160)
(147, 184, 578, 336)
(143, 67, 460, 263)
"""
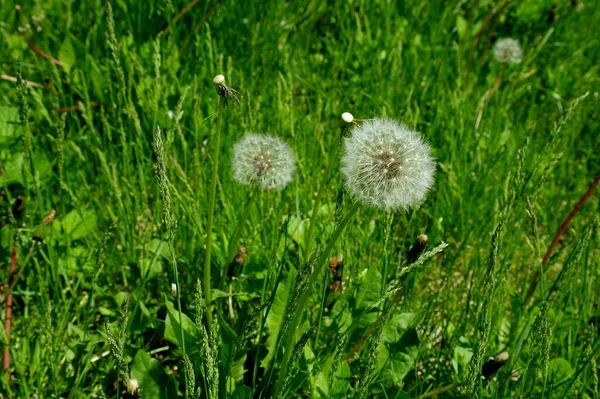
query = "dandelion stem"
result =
(204, 99, 225, 327)
(275, 202, 360, 398)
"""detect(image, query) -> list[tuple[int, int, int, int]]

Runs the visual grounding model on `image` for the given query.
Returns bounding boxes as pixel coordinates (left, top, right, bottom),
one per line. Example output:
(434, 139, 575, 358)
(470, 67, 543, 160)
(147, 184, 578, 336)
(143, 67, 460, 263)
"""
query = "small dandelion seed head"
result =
(232, 133, 296, 190)
(342, 112, 354, 124)
(493, 38, 522, 64)
(341, 118, 435, 210)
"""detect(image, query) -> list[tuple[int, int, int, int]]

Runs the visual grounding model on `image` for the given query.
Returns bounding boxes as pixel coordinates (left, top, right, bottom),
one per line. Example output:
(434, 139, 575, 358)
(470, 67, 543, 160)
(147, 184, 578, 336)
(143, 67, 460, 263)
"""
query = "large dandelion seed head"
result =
(341, 118, 435, 210)
(493, 38, 522, 64)
(232, 133, 296, 190)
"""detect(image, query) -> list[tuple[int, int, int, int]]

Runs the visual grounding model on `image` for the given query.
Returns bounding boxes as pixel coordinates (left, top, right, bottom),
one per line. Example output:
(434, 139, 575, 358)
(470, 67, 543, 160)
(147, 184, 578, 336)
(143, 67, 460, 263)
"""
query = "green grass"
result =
(1, 0, 599, 398)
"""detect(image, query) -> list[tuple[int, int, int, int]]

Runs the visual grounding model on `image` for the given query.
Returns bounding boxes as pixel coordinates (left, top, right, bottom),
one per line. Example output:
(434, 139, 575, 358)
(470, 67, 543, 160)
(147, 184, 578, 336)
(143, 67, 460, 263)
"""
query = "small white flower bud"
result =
(341, 112, 354, 124)
(213, 74, 225, 85)
(171, 283, 177, 295)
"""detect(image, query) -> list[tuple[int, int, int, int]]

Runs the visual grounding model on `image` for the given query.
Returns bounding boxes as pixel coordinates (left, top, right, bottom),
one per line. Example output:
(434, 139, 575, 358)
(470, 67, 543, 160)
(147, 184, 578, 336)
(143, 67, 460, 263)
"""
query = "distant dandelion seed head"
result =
(232, 134, 296, 190)
(341, 118, 435, 210)
(493, 38, 522, 64)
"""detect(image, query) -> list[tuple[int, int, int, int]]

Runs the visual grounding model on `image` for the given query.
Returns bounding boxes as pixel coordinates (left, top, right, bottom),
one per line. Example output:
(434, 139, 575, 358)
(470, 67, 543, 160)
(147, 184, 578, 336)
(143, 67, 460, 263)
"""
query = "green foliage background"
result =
(0, 0, 599, 397)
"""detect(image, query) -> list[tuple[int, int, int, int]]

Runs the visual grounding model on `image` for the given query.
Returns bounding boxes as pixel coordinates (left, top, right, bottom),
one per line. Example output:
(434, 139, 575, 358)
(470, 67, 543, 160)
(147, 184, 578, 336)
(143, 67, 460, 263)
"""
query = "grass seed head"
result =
(232, 133, 296, 190)
(341, 118, 435, 210)
(493, 38, 522, 64)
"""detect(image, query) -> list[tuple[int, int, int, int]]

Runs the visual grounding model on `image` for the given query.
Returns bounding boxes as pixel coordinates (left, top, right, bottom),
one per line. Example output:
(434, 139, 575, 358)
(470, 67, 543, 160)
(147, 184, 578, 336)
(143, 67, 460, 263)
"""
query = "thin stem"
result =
(303, 176, 328, 261)
(204, 101, 225, 326)
(274, 202, 360, 398)
(3, 242, 17, 371)
(227, 191, 256, 261)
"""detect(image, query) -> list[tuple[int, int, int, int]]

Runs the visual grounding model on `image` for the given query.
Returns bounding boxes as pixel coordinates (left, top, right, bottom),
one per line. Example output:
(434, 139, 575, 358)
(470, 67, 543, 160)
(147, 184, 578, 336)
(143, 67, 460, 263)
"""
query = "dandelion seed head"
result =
(232, 133, 296, 190)
(493, 38, 522, 64)
(341, 118, 435, 210)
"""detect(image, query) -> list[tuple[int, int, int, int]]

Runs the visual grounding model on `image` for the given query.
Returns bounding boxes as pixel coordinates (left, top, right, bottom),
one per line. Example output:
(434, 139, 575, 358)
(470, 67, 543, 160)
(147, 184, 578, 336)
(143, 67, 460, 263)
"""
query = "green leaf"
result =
(456, 15, 467, 40)
(0, 106, 22, 147)
(355, 268, 381, 309)
(374, 313, 422, 386)
(548, 357, 574, 384)
(148, 239, 172, 259)
(452, 337, 473, 375)
(262, 270, 295, 369)
(59, 36, 76, 73)
(164, 300, 198, 354)
(54, 209, 97, 242)
(139, 258, 163, 280)
(231, 385, 252, 399)
(130, 349, 177, 399)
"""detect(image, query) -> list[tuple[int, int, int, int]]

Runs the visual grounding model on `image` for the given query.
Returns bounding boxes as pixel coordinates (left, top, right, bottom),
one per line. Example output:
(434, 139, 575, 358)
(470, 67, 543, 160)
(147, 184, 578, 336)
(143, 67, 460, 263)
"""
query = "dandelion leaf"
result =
(130, 349, 177, 399)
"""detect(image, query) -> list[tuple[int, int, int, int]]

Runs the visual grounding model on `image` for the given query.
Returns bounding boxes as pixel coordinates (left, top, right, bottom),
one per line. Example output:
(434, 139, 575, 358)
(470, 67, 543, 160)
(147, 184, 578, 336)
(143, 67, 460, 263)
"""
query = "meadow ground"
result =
(1, 1, 599, 398)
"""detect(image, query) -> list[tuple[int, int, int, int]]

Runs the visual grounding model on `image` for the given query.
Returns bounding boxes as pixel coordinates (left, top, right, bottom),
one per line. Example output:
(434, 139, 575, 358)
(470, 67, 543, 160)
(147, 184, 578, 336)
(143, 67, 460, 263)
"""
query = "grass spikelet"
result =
(182, 353, 199, 399)
(153, 125, 189, 394)
(16, 60, 32, 191)
(529, 301, 551, 387)
(465, 219, 505, 396)
(353, 326, 384, 399)
(105, 296, 131, 394)
(166, 86, 190, 147)
(104, 0, 126, 106)
(281, 327, 314, 395)
(193, 279, 219, 399)
(327, 333, 348, 392)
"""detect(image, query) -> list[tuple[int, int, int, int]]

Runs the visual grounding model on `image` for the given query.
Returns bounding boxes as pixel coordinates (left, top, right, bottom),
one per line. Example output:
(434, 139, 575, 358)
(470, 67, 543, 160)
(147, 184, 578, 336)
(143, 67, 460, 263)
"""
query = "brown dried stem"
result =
(525, 174, 600, 303)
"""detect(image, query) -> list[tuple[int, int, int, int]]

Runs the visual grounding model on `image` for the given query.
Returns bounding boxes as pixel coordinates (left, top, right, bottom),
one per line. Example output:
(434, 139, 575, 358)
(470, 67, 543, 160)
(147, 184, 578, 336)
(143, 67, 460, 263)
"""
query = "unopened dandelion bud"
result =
(127, 378, 139, 394)
(493, 38, 522, 64)
(341, 118, 435, 210)
(212, 74, 240, 106)
(213, 74, 225, 86)
(407, 234, 428, 264)
(341, 112, 354, 124)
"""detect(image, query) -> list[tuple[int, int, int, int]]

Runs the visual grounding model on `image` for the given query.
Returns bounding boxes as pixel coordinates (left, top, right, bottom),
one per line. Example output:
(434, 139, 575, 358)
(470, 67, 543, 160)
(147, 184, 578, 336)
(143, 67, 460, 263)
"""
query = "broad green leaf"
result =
(452, 337, 473, 375)
(374, 313, 422, 386)
(164, 300, 198, 354)
(262, 270, 295, 369)
(0, 106, 21, 147)
(231, 385, 252, 399)
(139, 258, 163, 280)
(54, 209, 97, 242)
(148, 238, 172, 259)
(548, 357, 574, 384)
(130, 349, 177, 399)
(59, 36, 76, 73)
(355, 267, 381, 309)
